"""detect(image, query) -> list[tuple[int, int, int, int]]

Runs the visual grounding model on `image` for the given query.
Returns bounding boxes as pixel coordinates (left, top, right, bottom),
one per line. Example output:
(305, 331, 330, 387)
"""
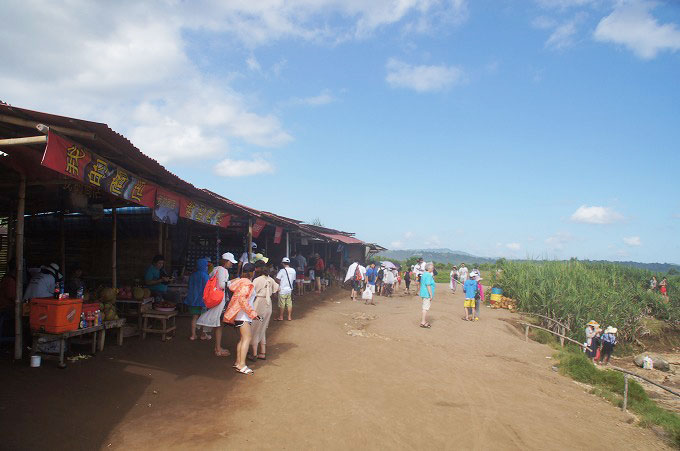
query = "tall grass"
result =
(496, 260, 678, 342)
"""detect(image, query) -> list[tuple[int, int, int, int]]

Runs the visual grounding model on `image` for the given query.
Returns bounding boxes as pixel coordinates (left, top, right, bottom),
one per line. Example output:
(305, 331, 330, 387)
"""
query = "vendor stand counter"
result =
(31, 319, 126, 368)
(116, 297, 153, 333)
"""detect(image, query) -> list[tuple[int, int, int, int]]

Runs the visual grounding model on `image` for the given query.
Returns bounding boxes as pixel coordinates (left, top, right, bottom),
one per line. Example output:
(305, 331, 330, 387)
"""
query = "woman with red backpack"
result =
(197, 252, 237, 357)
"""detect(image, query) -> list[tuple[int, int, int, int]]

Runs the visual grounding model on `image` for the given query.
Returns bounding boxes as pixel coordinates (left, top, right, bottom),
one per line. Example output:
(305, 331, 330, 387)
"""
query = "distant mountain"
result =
(376, 248, 495, 265)
(583, 260, 680, 274)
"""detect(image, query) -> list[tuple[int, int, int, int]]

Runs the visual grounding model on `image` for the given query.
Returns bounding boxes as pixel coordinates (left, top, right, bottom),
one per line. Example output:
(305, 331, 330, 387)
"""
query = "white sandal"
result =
(236, 365, 254, 375)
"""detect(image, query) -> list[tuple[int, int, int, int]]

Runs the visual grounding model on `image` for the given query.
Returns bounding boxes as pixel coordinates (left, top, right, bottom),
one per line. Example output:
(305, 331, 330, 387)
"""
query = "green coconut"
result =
(100, 287, 116, 304)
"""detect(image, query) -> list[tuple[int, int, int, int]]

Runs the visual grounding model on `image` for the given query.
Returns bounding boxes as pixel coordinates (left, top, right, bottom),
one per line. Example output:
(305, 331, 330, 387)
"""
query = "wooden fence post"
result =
(560, 326, 565, 348)
(524, 324, 529, 342)
(622, 374, 629, 411)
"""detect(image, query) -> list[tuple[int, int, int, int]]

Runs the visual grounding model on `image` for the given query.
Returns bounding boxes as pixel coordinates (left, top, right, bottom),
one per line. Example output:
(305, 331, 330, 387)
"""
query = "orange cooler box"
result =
(30, 298, 83, 333)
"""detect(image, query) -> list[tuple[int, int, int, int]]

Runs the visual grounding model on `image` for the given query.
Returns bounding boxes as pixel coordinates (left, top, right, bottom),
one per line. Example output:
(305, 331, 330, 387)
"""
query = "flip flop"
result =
(420, 323, 431, 328)
(236, 366, 254, 375)
(189, 336, 196, 341)
(214, 350, 231, 357)
(257, 354, 266, 360)
(274, 318, 283, 321)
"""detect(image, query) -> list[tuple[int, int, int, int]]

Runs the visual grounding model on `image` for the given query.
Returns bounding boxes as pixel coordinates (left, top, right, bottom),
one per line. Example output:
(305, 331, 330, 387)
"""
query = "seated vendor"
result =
(66, 264, 85, 298)
(144, 254, 179, 302)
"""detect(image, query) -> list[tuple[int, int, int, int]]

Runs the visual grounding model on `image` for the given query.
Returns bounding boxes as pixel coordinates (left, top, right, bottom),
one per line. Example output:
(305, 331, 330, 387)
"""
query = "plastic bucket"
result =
(30, 355, 41, 368)
(491, 287, 503, 295)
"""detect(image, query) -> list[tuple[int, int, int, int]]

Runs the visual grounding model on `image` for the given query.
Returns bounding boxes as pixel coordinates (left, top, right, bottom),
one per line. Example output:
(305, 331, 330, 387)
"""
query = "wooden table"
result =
(116, 298, 153, 333)
(97, 318, 127, 351)
(32, 325, 103, 368)
(141, 310, 177, 341)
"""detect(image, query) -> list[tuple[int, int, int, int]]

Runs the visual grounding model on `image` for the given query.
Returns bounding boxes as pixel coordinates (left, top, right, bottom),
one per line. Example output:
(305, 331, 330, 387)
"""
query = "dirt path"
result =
(0, 283, 670, 450)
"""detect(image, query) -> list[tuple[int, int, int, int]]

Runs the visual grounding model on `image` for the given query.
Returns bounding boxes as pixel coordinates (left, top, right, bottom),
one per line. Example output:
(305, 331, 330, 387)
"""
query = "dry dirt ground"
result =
(0, 283, 671, 450)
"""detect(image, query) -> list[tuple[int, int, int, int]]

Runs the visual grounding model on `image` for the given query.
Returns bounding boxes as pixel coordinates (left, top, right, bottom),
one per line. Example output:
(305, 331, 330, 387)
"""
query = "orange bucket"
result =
(30, 298, 83, 333)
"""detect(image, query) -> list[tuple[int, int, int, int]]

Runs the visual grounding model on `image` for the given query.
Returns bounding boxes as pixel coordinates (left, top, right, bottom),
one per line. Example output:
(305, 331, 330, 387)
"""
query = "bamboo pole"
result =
(0, 136, 47, 146)
(14, 175, 25, 360)
(610, 366, 680, 398)
(0, 115, 96, 140)
(158, 222, 163, 255)
(60, 212, 65, 282)
(248, 219, 253, 262)
(520, 322, 591, 352)
(112, 208, 117, 289)
(285, 232, 290, 258)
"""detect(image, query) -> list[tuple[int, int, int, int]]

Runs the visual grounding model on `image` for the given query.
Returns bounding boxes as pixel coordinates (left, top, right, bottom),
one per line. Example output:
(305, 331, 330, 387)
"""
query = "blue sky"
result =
(2, 0, 679, 263)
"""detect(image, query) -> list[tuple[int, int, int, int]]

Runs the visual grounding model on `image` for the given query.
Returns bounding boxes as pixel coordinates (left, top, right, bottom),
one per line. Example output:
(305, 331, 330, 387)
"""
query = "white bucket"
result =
(30, 355, 41, 368)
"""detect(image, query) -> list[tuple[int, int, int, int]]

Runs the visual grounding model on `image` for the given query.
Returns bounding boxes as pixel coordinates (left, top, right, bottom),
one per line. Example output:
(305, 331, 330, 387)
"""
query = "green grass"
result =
(556, 349, 680, 447)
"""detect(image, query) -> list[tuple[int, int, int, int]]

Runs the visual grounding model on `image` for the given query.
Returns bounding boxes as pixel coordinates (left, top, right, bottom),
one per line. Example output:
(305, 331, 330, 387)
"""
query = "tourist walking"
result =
(249, 260, 279, 361)
(276, 257, 296, 320)
(419, 263, 436, 328)
(365, 262, 377, 295)
(345, 261, 365, 301)
(660, 277, 668, 301)
(314, 253, 325, 292)
(472, 270, 484, 320)
(197, 252, 237, 357)
(404, 269, 411, 294)
(383, 267, 395, 297)
(458, 263, 469, 286)
(462, 274, 477, 321)
(185, 257, 210, 341)
(224, 262, 260, 375)
(449, 266, 458, 293)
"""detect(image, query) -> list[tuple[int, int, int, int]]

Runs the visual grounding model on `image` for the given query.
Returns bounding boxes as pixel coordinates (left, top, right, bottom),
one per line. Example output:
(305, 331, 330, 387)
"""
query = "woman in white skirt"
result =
(248, 260, 279, 361)
(450, 266, 458, 293)
(197, 252, 237, 357)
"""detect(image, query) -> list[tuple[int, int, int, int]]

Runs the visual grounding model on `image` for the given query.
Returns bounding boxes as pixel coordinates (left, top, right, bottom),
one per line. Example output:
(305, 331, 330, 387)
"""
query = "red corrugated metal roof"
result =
(318, 233, 364, 245)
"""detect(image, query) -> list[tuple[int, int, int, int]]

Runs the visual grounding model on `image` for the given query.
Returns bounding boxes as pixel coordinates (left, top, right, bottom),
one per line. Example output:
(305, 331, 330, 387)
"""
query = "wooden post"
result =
(14, 175, 25, 360)
(59, 211, 65, 281)
(285, 232, 290, 258)
(247, 219, 253, 262)
(622, 374, 629, 411)
(112, 208, 117, 289)
(524, 324, 529, 342)
(158, 222, 163, 255)
(560, 326, 565, 348)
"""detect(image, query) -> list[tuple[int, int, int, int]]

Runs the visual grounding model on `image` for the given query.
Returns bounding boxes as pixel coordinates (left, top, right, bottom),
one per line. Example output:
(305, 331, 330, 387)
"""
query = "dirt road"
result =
(0, 283, 669, 450)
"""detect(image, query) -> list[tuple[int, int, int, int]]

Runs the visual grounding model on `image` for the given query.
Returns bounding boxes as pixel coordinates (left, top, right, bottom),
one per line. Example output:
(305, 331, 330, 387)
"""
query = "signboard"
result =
(274, 226, 283, 244)
(252, 218, 267, 238)
(41, 131, 156, 207)
(179, 199, 231, 228)
(153, 189, 181, 225)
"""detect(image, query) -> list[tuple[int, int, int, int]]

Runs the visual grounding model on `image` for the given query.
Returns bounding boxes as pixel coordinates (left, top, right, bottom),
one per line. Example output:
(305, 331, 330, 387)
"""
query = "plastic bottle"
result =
(77, 286, 84, 299)
(80, 313, 86, 329)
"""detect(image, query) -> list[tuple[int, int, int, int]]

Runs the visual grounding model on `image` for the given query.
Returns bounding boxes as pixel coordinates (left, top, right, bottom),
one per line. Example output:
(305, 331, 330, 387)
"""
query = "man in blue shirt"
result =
(463, 277, 478, 321)
(418, 263, 436, 328)
(145, 254, 174, 300)
(365, 263, 377, 295)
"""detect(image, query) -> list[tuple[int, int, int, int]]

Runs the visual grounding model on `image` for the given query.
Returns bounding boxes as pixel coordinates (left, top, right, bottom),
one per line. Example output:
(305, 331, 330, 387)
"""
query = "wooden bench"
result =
(32, 325, 103, 368)
(97, 318, 127, 351)
(141, 310, 177, 341)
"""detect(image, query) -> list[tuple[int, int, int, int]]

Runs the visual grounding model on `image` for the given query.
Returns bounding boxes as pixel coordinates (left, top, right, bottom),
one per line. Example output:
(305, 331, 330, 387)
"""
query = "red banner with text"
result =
(251, 218, 267, 238)
(274, 226, 283, 244)
(41, 131, 156, 208)
(179, 198, 232, 229)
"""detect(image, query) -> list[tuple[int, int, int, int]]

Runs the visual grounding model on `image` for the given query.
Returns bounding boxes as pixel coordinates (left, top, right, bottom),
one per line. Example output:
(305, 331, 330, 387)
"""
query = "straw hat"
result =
(587, 320, 599, 327)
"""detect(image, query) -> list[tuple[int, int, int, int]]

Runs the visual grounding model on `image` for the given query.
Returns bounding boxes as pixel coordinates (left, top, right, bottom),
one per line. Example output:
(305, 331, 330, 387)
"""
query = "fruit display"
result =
(133, 286, 145, 300)
(143, 288, 151, 298)
(117, 286, 134, 300)
(100, 302, 120, 321)
(491, 296, 517, 311)
(100, 287, 116, 304)
(154, 301, 176, 312)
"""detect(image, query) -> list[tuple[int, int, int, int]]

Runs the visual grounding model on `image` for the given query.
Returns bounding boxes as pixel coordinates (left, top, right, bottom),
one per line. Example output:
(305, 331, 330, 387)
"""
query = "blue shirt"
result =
(145, 265, 167, 293)
(463, 279, 477, 299)
(366, 268, 377, 285)
(419, 272, 435, 298)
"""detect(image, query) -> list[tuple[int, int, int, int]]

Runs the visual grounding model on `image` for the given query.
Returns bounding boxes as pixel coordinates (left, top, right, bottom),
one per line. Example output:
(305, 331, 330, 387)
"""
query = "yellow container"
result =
(490, 293, 502, 302)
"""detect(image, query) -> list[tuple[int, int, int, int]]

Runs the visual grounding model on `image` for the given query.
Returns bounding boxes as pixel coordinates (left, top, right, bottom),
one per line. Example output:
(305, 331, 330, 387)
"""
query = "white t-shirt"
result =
(23, 273, 56, 300)
(458, 266, 469, 280)
(239, 252, 250, 264)
(414, 262, 426, 275)
(277, 267, 297, 295)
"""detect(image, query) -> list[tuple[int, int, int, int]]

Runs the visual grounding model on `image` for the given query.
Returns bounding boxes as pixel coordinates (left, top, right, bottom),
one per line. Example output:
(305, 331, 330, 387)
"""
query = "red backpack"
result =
(203, 273, 224, 308)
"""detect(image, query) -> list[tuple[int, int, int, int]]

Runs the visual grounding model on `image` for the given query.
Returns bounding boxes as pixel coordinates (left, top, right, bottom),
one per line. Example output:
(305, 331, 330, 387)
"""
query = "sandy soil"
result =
(0, 283, 671, 450)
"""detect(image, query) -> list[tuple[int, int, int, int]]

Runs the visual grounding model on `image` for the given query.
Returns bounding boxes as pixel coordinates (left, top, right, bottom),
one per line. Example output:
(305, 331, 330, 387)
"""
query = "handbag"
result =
(203, 271, 224, 308)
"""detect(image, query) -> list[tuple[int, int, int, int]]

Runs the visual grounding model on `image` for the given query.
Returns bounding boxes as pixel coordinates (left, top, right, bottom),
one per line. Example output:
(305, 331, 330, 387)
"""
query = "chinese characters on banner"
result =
(153, 190, 181, 225)
(179, 198, 231, 228)
(251, 218, 267, 238)
(41, 131, 156, 207)
(273, 226, 283, 244)
(42, 131, 235, 229)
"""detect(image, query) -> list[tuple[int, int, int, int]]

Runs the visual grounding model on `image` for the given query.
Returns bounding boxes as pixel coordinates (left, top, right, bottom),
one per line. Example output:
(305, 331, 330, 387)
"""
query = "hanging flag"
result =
(153, 189, 182, 225)
(179, 198, 232, 228)
(273, 226, 283, 244)
(252, 218, 267, 238)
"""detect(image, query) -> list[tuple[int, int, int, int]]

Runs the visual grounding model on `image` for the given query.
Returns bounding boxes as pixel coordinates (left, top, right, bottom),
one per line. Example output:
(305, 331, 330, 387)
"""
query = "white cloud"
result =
(404, 231, 414, 239)
(386, 58, 464, 92)
(390, 241, 404, 249)
(545, 232, 573, 250)
(623, 236, 641, 246)
(506, 242, 521, 251)
(424, 235, 442, 247)
(0, 0, 467, 168)
(214, 157, 275, 177)
(594, 0, 680, 59)
(546, 21, 578, 49)
(570, 205, 624, 224)
(535, 0, 594, 9)
(291, 90, 336, 106)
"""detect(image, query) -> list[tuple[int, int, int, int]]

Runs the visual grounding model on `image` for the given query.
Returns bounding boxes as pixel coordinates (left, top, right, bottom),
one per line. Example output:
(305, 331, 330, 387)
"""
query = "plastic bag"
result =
(362, 287, 373, 300)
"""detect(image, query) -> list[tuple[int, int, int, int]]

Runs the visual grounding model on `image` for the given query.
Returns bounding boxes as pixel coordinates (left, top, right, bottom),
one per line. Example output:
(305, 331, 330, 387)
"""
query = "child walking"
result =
(599, 327, 617, 365)
(462, 276, 477, 321)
